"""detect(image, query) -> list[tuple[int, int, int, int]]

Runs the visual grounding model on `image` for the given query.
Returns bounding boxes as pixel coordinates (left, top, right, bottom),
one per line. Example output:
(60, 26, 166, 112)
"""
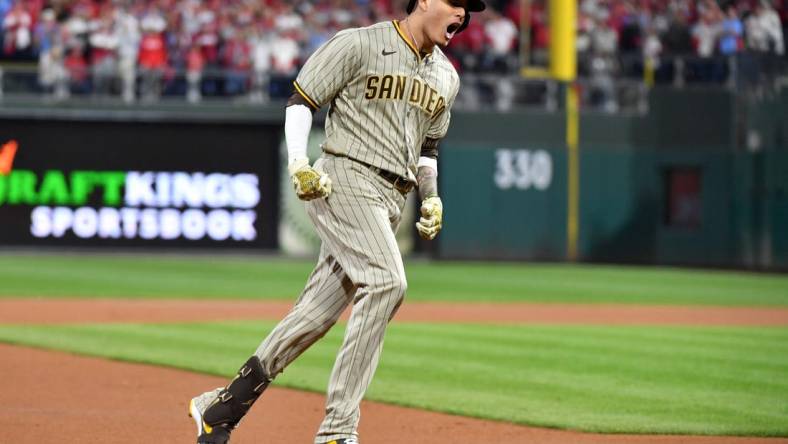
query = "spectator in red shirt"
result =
(194, 20, 219, 66)
(138, 26, 167, 102)
(64, 44, 89, 94)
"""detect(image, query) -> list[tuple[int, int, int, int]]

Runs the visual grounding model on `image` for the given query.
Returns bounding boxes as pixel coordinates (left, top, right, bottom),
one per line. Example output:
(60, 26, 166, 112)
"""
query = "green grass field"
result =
(2, 252, 788, 436)
(2, 252, 788, 305)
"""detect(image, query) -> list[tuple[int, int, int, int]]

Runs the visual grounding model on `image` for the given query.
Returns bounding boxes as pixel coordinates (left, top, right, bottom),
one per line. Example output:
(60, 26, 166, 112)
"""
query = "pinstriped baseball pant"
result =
(254, 154, 407, 443)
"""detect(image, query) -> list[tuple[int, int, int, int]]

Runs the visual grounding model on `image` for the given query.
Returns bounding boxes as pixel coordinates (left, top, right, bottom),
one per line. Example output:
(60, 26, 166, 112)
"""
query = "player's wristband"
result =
(417, 156, 438, 172)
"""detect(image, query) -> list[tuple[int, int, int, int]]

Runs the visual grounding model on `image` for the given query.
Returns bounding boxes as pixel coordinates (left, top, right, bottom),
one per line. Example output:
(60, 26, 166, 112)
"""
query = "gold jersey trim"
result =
(392, 20, 422, 63)
(292, 81, 320, 110)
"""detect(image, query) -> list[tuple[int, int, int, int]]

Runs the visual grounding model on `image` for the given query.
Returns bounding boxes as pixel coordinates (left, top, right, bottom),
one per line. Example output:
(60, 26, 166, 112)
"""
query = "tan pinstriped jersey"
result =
(293, 20, 460, 182)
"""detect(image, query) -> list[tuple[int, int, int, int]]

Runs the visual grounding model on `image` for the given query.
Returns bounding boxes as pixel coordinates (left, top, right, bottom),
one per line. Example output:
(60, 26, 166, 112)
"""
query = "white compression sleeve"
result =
(285, 104, 313, 166)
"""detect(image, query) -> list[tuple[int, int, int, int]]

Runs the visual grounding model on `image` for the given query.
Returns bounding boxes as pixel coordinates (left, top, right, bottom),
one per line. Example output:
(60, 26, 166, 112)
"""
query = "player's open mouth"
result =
(445, 22, 460, 39)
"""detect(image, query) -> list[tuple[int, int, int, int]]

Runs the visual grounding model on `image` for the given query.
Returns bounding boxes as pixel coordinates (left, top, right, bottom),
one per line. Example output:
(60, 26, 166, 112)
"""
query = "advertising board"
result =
(0, 119, 280, 249)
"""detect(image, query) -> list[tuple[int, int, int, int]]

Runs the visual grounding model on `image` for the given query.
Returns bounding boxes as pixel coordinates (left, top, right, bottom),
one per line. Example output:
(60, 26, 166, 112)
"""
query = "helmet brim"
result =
(407, 0, 486, 13)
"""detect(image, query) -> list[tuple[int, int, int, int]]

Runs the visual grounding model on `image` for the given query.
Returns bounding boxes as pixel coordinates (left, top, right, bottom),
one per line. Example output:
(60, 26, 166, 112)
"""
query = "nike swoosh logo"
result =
(0, 140, 18, 175)
(382, 49, 397, 56)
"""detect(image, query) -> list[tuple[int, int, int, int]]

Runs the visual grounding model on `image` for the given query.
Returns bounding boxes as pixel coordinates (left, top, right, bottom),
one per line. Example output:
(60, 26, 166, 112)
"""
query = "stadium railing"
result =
(0, 53, 785, 112)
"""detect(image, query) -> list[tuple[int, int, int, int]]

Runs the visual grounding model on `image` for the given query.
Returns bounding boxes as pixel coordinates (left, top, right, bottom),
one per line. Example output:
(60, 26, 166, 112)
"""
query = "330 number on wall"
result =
(494, 149, 553, 190)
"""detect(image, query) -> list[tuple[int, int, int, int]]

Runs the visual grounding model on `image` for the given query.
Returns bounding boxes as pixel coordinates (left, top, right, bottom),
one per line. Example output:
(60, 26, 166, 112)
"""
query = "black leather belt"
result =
(362, 162, 415, 194)
(329, 153, 415, 194)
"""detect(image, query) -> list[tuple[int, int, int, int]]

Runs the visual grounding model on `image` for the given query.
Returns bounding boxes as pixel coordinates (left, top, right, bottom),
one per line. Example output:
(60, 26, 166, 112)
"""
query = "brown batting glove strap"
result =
(289, 158, 332, 201)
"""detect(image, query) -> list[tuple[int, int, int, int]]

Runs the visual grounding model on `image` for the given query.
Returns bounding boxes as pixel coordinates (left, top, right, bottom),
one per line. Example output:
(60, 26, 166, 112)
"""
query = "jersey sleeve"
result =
(426, 72, 460, 139)
(293, 29, 360, 111)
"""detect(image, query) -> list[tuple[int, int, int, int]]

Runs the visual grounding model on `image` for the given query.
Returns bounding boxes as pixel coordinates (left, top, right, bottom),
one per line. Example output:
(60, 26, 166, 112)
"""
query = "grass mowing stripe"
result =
(564, 324, 788, 349)
(389, 330, 788, 392)
(383, 337, 788, 416)
(3, 253, 788, 305)
(361, 325, 788, 401)
(415, 366, 788, 426)
(396, 324, 788, 371)
(426, 324, 788, 366)
(0, 321, 787, 436)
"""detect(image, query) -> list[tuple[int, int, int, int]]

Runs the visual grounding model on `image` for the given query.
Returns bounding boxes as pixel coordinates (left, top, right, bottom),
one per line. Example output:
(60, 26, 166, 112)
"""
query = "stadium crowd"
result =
(0, 0, 785, 102)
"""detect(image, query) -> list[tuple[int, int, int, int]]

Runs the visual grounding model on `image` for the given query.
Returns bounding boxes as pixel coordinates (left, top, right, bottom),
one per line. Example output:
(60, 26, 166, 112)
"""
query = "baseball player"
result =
(188, 0, 485, 442)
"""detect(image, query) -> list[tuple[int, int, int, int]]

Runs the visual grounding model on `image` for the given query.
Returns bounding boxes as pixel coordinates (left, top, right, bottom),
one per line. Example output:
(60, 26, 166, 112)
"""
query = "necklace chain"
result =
(403, 18, 420, 52)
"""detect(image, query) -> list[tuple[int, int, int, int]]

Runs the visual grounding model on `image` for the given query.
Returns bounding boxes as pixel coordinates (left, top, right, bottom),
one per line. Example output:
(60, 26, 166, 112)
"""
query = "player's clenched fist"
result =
(416, 196, 442, 240)
(289, 158, 332, 201)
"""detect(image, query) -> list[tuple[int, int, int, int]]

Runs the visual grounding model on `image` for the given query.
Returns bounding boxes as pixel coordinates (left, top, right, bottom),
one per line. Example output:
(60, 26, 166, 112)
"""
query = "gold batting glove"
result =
(416, 196, 443, 240)
(288, 158, 332, 201)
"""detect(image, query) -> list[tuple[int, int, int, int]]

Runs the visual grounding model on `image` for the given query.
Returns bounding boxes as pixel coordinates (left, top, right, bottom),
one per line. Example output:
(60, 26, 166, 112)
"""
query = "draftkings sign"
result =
(0, 119, 280, 248)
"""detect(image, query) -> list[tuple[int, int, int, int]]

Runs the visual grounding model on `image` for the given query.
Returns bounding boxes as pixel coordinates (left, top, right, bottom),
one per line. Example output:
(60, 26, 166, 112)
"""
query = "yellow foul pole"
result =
(565, 84, 579, 261)
(548, 0, 578, 260)
(549, 0, 576, 82)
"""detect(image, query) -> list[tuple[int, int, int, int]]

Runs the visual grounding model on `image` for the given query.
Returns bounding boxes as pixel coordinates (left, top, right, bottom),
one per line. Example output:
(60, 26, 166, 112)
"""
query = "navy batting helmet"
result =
(406, 0, 486, 33)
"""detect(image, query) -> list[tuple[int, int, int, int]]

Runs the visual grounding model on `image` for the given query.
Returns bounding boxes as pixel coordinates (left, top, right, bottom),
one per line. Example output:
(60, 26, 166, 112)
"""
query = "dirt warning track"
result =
(2, 298, 788, 325)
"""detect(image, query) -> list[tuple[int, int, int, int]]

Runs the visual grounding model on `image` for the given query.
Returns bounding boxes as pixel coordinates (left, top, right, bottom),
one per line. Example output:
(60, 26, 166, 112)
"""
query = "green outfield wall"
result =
(439, 88, 787, 270)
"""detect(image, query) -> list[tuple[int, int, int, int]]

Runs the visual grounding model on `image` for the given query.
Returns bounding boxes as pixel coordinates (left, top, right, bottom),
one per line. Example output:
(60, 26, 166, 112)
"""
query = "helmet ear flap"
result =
(457, 12, 471, 33)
